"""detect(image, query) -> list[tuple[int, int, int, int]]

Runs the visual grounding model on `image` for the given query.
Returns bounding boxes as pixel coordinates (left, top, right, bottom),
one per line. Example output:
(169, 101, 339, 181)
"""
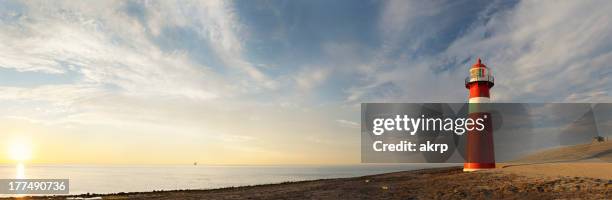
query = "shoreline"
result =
(6, 164, 611, 200)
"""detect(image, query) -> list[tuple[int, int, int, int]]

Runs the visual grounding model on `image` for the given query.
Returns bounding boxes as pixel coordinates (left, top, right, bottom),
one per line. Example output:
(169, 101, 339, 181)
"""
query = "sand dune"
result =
(512, 140, 612, 163)
(498, 163, 612, 179)
(496, 140, 612, 179)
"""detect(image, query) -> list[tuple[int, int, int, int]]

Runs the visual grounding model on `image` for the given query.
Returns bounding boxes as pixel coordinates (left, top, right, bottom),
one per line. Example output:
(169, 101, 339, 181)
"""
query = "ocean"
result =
(0, 163, 456, 196)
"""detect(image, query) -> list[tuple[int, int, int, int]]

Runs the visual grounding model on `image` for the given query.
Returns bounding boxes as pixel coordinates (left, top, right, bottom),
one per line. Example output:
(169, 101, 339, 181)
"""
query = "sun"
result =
(8, 139, 32, 162)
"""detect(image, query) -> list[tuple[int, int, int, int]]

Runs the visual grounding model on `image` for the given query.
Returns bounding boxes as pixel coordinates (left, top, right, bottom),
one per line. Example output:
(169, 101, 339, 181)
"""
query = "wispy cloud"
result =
(294, 67, 330, 92)
(346, 0, 611, 103)
(336, 119, 360, 129)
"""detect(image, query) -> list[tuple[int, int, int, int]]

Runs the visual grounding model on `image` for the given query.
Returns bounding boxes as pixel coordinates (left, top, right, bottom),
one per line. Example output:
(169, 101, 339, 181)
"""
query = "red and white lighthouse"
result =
(464, 58, 495, 171)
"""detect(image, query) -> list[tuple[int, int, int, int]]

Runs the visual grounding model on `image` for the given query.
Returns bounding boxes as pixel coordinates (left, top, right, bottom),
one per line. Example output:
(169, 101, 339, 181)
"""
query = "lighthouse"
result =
(464, 58, 495, 171)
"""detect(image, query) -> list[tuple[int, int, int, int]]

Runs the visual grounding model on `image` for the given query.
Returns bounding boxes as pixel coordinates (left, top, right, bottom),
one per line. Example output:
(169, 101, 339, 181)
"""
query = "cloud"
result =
(347, 0, 612, 103)
(294, 67, 330, 92)
(0, 0, 282, 102)
(0, 1, 296, 163)
(152, 1, 277, 89)
(444, 1, 612, 102)
(0, 2, 224, 100)
(336, 119, 360, 129)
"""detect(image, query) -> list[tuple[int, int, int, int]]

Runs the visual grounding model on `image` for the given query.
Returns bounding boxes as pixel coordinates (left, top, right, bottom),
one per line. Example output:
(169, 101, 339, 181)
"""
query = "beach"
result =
(6, 141, 612, 199)
(6, 164, 610, 200)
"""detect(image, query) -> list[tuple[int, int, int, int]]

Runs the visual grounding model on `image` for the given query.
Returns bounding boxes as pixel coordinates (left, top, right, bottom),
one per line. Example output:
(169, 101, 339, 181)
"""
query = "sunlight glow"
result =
(8, 139, 32, 162)
(16, 163, 26, 179)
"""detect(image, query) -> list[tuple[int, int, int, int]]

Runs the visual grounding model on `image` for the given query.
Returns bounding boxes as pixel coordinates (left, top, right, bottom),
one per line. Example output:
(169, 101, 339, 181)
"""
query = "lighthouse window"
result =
(471, 68, 487, 78)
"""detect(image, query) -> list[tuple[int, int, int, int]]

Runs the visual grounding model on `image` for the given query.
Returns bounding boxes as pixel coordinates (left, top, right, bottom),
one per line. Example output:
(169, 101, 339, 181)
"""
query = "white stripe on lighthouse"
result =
(468, 97, 490, 103)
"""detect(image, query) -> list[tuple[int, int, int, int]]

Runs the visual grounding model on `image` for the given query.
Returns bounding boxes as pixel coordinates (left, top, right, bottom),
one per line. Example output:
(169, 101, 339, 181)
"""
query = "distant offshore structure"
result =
(194, 162, 198, 166)
(464, 58, 496, 172)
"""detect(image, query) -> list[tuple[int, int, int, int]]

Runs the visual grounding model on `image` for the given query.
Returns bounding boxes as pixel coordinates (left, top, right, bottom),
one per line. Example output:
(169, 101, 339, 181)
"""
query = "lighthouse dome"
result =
(472, 58, 487, 68)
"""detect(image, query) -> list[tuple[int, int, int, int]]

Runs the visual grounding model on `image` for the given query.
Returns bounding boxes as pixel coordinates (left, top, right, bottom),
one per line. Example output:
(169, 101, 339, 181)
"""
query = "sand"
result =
(512, 140, 612, 163)
(496, 140, 612, 179)
(498, 163, 612, 180)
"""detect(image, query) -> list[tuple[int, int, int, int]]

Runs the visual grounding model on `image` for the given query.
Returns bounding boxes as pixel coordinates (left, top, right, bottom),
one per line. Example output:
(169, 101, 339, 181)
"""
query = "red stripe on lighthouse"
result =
(468, 82, 490, 98)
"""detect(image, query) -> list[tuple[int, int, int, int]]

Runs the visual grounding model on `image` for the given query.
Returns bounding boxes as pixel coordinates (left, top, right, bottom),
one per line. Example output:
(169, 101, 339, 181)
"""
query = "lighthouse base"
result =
(463, 163, 496, 172)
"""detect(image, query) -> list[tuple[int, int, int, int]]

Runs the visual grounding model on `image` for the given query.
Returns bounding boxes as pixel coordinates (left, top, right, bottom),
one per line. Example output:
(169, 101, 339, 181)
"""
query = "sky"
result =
(0, 0, 611, 164)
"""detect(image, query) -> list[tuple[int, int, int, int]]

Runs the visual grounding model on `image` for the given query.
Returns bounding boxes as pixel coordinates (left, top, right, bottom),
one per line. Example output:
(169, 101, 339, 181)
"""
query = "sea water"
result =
(0, 163, 456, 196)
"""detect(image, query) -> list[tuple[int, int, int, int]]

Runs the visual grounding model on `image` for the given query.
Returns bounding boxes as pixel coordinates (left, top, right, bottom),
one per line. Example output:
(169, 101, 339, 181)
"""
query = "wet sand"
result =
(7, 165, 611, 200)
